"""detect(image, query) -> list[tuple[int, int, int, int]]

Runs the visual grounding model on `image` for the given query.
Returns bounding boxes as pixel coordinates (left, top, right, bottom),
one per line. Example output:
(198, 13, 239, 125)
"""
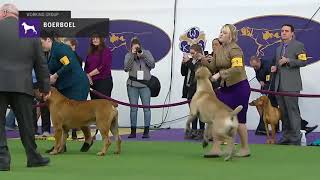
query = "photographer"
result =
(124, 38, 155, 138)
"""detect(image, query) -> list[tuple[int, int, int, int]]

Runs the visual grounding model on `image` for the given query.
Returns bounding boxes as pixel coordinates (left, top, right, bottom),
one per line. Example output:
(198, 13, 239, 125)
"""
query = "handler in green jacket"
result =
(40, 37, 89, 100)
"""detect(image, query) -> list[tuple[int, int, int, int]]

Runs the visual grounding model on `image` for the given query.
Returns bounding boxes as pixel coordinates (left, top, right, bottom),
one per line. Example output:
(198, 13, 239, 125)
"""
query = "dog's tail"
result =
(225, 105, 242, 137)
(225, 118, 238, 137)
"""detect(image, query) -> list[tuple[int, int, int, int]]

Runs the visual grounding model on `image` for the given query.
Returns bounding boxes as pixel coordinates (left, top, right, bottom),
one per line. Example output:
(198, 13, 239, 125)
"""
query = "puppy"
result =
(186, 66, 242, 161)
(249, 96, 281, 144)
(47, 87, 121, 156)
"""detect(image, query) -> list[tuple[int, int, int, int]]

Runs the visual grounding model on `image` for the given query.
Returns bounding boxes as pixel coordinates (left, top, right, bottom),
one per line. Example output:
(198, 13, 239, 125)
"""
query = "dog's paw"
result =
(114, 151, 121, 155)
(49, 150, 59, 155)
(57, 145, 66, 153)
(224, 155, 233, 161)
(96, 152, 106, 156)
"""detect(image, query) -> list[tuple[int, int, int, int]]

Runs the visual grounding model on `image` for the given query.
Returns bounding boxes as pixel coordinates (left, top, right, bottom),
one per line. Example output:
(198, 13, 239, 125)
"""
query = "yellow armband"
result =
(231, 57, 243, 67)
(266, 75, 270, 81)
(297, 53, 307, 61)
(60, 56, 70, 65)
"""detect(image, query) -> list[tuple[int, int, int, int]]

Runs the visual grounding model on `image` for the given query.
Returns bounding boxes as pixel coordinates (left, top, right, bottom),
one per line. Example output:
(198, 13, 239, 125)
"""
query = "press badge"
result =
(137, 71, 144, 80)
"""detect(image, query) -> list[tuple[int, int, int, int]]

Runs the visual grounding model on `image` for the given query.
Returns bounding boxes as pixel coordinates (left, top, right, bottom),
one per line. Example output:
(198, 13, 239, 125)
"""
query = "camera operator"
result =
(124, 37, 155, 138)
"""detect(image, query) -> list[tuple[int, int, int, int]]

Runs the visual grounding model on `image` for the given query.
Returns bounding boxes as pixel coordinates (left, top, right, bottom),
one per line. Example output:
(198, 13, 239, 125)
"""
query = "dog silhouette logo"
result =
(19, 18, 41, 38)
(21, 22, 38, 34)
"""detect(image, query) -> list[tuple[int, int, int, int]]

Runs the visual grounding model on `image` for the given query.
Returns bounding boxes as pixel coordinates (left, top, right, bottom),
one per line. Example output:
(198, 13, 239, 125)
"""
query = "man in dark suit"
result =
(0, 4, 51, 171)
(271, 24, 308, 145)
(250, 56, 317, 135)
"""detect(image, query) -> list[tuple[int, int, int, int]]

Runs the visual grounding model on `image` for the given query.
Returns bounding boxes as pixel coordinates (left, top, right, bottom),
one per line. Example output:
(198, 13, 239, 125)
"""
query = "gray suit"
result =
(0, 17, 50, 166)
(273, 39, 307, 143)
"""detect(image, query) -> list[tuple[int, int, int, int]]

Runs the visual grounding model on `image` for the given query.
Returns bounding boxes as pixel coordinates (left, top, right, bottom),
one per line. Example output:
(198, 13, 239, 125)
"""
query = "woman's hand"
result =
(211, 73, 220, 82)
(50, 73, 58, 85)
(87, 74, 93, 85)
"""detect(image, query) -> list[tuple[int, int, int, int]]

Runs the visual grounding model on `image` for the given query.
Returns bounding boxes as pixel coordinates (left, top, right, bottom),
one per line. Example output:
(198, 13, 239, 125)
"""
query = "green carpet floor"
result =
(0, 140, 319, 180)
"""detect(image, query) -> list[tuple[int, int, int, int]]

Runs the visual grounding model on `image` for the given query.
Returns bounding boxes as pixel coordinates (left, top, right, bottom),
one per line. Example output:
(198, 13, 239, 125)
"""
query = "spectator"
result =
(5, 109, 17, 131)
(181, 44, 205, 140)
(85, 33, 113, 98)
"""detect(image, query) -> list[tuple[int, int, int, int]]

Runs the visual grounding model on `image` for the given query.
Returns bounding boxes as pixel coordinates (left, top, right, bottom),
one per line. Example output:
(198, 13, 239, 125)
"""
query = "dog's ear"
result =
(231, 105, 243, 115)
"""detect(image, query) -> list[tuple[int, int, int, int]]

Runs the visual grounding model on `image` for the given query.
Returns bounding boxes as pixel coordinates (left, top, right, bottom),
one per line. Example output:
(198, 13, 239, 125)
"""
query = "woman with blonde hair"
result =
(202, 24, 251, 157)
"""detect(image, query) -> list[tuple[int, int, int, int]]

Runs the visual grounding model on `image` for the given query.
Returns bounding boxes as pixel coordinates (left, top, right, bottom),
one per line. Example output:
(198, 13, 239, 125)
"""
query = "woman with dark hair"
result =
(124, 38, 155, 138)
(211, 38, 222, 55)
(85, 34, 113, 99)
(181, 44, 205, 140)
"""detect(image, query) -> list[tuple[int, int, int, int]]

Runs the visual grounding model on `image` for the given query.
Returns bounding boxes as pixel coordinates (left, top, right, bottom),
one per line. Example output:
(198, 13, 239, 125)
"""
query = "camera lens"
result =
(136, 47, 142, 54)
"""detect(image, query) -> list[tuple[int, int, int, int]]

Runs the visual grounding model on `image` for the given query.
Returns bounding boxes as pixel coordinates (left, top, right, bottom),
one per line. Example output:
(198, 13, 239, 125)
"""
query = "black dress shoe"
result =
(305, 125, 318, 135)
(0, 150, 10, 171)
(0, 166, 10, 171)
(27, 157, 50, 168)
(288, 140, 301, 146)
(80, 139, 94, 152)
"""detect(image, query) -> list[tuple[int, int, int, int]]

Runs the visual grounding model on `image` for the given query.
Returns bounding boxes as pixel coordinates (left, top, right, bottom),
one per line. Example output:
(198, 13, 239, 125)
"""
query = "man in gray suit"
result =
(271, 24, 307, 145)
(0, 4, 51, 171)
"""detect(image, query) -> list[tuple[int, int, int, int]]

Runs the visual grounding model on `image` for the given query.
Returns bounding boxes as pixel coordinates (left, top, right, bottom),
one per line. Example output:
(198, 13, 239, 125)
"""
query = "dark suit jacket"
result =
(0, 17, 50, 96)
(273, 39, 307, 92)
(255, 59, 272, 90)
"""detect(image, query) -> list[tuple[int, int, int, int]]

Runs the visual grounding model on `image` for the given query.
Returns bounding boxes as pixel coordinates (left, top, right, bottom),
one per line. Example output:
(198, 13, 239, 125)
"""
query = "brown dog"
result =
(249, 96, 281, 144)
(186, 66, 242, 161)
(47, 87, 121, 156)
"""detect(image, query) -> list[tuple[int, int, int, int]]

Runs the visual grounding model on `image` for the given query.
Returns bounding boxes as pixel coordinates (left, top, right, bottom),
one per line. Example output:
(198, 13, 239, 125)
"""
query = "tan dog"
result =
(186, 66, 242, 161)
(47, 87, 121, 156)
(249, 96, 281, 144)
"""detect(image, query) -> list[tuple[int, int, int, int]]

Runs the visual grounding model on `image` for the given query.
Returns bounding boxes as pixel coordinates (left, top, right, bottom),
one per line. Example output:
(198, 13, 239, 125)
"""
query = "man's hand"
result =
(271, 66, 277, 73)
(278, 56, 289, 66)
